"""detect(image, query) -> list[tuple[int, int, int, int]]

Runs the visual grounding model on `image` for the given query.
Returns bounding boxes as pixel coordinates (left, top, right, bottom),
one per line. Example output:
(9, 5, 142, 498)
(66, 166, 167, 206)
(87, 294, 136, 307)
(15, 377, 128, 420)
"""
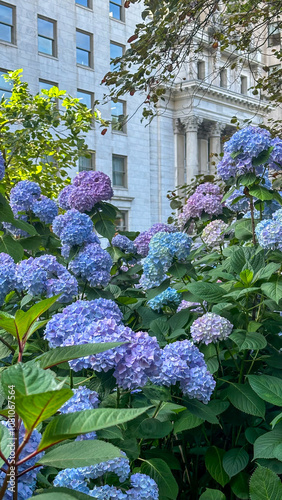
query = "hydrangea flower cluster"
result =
(52, 208, 94, 246)
(112, 234, 136, 254)
(148, 287, 182, 312)
(178, 183, 223, 224)
(201, 220, 228, 247)
(151, 340, 215, 403)
(58, 171, 113, 212)
(10, 180, 41, 213)
(65, 319, 162, 390)
(60, 385, 99, 441)
(0, 423, 43, 500)
(140, 232, 192, 289)
(31, 195, 58, 224)
(190, 313, 233, 345)
(255, 208, 282, 250)
(134, 223, 176, 257)
(3, 214, 30, 238)
(0, 253, 16, 305)
(16, 255, 78, 303)
(127, 473, 159, 499)
(268, 136, 282, 169)
(0, 152, 4, 180)
(224, 186, 249, 213)
(44, 298, 123, 348)
(177, 300, 204, 313)
(69, 243, 113, 287)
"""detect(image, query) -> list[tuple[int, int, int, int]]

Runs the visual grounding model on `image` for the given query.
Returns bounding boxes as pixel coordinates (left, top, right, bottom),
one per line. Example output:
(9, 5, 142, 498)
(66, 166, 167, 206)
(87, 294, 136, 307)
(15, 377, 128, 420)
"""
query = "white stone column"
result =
(173, 118, 185, 187)
(198, 127, 209, 175)
(209, 122, 225, 174)
(183, 116, 203, 183)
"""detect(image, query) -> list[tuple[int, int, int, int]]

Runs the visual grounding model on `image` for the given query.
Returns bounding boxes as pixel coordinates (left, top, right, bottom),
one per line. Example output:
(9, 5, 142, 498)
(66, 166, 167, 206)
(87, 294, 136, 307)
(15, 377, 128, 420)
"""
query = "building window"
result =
(268, 23, 281, 47)
(38, 16, 56, 56)
(110, 42, 124, 71)
(115, 210, 128, 231)
(76, 0, 91, 8)
(197, 61, 205, 80)
(112, 155, 127, 187)
(77, 89, 93, 109)
(0, 2, 15, 44)
(109, 0, 123, 21)
(240, 75, 248, 94)
(111, 100, 126, 132)
(39, 79, 58, 92)
(220, 68, 227, 88)
(0, 70, 12, 100)
(76, 29, 92, 67)
(78, 152, 95, 171)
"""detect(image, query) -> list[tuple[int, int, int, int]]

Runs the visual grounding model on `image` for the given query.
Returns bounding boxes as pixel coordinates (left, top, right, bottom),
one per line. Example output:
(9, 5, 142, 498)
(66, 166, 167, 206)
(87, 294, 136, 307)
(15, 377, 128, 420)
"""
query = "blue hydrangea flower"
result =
(89, 486, 128, 499)
(151, 340, 215, 403)
(10, 180, 41, 213)
(177, 300, 204, 313)
(52, 209, 94, 246)
(0, 152, 4, 181)
(0, 423, 43, 500)
(44, 299, 123, 348)
(69, 243, 113, 287)
(127, 473, 159, 500)
(190, 313, 233, 345)
(0, 253, 16, 305)
(60, 385, 99, 441)
(273, 208, 282, 222)
(134, 223, 177, 257)
(148, 287, 182, 312)
(201, 220, 228, 247)
(269, 137, 282, 169)
(112, 234, 136, 254)
(224, 187, 249, 212)
(255, 218, 282, 250)
(32, 195, 58, 224)
(58, 184, 77, 210)
(16, 255, 78, 303)
(61, 232, 101, 259)
(53, 467, 90, 494)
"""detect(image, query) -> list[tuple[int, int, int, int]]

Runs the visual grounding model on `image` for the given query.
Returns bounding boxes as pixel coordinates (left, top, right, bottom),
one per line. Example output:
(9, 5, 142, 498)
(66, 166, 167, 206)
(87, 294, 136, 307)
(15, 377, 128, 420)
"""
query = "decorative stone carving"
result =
(173, 118, 185, 134)
(209, 122, 225, 137)
(183, 115, 203, 132)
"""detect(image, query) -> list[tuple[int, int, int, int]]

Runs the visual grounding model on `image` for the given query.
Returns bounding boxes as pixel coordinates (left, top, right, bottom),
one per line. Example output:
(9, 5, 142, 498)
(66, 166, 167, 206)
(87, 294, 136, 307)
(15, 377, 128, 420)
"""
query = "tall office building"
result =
(0, 1, 275, 230)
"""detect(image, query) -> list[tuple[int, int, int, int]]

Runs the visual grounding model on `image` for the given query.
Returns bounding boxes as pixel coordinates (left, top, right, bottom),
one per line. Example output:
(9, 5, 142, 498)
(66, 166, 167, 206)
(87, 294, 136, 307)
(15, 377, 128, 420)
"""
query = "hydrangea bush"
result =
(0, 126, 282, 500)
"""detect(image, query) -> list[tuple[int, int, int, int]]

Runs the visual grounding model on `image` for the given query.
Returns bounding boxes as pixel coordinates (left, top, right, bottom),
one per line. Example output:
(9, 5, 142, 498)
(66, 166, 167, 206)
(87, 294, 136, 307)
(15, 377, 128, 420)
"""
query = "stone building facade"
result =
(0, 0, 272, 230)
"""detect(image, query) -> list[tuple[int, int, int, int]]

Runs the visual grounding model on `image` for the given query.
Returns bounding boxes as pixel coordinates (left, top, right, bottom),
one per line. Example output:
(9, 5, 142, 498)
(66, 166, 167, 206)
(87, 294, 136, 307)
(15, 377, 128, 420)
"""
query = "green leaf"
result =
(95, 219, 116, 240)
(205, 447, 230, 487)
(186, 282, 226, 303)
(0, 423, 11, 467)
(27, 488, 93, 500)
(227, 383, 265, 418)
(0, 193, 36, 235)
(14, 295, 60, 341)
(240, 269, 254, 285)
(38, 407, 150, 450)
(261, 278, 282, 304)
(16, 388, 73, 430)
(0, 235, 24, 262)
(253, 263, 281, 282)
(253, 428, 282, 459)
(252, 146, 274, 166)
(239, 173, 257, 186)
(222, 448, 249, 478)
(141, 458, 179, 500)
(35, 342, 124, 369)
(230, 471, 249, 499)
(1, 362, 64, 397)
(37, 439, 122, 468)
(249, 186, 274, 201)
(235, 220, 254, 241)
(137, 418, 173, 439)
(240, 332, 267, 351)
(199, 489, 226, 500)
(248, 375, 282, 406)
(174, 410, 203, 433)
(184, 399, 218, 424)
(249, 466, 282, 500)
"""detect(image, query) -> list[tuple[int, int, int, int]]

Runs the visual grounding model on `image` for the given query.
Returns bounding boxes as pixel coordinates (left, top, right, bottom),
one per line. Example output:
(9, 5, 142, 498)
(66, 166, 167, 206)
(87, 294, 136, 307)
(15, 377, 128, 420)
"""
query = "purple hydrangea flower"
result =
(178, 183, 223, 223)
(69, 243, 113, 287)
(0, 153, 4, 181)
(60, 385, 99, 441)
(31, 195, 58, 224)
(151, 340, 215, 403)
(134, 223, 177, 257)
(112, 234, 136, 254)
(127, 473, 159, 500)
(269, 137, 282, 169)
(177, 300, 204, 313)
(190, 313, 233, 344)
(0, 253, 16, 305)
(52, 209, 94, 246)
(44, 299, 123, 348)
(10, 180, 41, 213)
(201, 220, 228, 247)
(3, 215, 30, 238)
(58, 184, 77, 210)
(148, 287, 181, 312)
(16, 255, 78, 303)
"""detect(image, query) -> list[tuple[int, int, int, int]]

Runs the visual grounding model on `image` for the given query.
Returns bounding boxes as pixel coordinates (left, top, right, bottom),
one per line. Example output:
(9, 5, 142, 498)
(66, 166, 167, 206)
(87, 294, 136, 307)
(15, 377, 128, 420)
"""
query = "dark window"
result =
(197, 61, 205, 80)
(220, 68, 227, 88)
(115, 210, 128, 231)
(0, 70, 12, 100)
(240, 75, 248, 94)
(76, 0, 91, 7)
(38, 16, 56, 56)
(0, 2, 15, 44)
(111, 100, 126, 132)
(77, 89, 93, 109)
(110, 42, 123, 71)
(112, 155, 127, 187)
(79, 152, 95, 171)
(110, 0, 123, 21)
(268, 23, 281, 47)
(76, 30, 92, 67)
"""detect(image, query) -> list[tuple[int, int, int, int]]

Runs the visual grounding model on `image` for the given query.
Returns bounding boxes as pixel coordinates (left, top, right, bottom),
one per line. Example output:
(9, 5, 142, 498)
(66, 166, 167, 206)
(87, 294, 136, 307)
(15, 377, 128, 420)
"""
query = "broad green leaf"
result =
(36, 342, 124, 369)
(222, 448, 249, 477)
(238, 173, 257, 186)
(199, 489, 226, 500)
(141, 458, 179, 500)
(168, 309, 190, 330)
(27, 489, 93, 500)
(0, 193, 36, 235)
(38, 407, 150, 450)
(95, 219, 116, 240)
(186, 282, 226, 303)
(235, 220, 254, 241)
(137, 418, 173, 439)
(230, 471, 249, 499)
(252, 146, 273, 166)
(253, 428, 282, 459)
(37, 440, 122, 468)
(249, 186, 274, 200)
(1, 362, 64, 397)
(205, 447, 229, 487)
(249, 466, 282, 500)
(240, 332, 267, 351)
(0, 423, 11, 467)
(271, 412, 282, 428)
(253, 263, 280, 282)
(16, 388, 73, 430)
(261, 278, 282, 304)
(0, 234, 24, 262)
(0, 333, 14, 359)
(248, 375, 282, 406)
(0, 314, 17, 337)
(184, 399, 218, 424)
(227, 383, 265, 418)
(240, 269, 254, 285)
(174, 410, 203, 433)
(15, 295, 60, 341)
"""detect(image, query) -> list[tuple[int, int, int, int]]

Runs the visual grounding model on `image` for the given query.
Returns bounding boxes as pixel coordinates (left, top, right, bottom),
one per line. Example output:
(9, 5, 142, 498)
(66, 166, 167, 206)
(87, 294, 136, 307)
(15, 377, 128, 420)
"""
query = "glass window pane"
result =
(113, 156, 126, 186)
(38, 18, 54, 39)
(0, 23, 11, 42)
(39, 81, 56, 92)
(110, 43, 123, 70)
(110, 4, 121, 20)
(79, 155, 94, 171)
(76, 31, 90, 50)
(0, 5, 13, 25)
(0, 72, 12, 91)
(77, 90, 92, 108)
(0, 89, 12, 100)
(76, 48, 89, 66)
(76, 0, 89, 6)
(112, 101, 124, 116)
(38, 36, 53, 55)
